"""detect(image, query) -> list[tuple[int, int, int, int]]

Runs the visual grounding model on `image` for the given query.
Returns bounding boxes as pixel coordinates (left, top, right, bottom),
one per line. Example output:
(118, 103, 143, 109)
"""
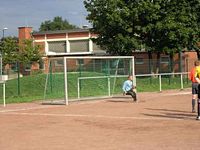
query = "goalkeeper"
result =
(122, 75, 137, 102)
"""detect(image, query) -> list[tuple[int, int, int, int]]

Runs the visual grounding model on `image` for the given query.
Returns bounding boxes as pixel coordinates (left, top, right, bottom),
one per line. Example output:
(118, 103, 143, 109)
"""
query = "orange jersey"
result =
(190, 67, 197, 83)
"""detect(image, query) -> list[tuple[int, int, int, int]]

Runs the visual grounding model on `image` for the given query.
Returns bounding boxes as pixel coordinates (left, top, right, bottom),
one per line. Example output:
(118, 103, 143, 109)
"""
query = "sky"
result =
(0, 0, 90, 37)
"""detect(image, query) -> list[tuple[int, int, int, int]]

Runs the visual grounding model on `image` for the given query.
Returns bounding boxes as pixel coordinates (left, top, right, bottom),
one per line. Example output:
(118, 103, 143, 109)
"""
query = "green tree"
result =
(84, 0, 142, 55)
(0, 38, 42, 71)
(84, 0, 200, 73)
(0, 37, 19, 65)
(19, 39, 42, 64)
(39, 16, 79, 31)
(136, 0, 200, 72)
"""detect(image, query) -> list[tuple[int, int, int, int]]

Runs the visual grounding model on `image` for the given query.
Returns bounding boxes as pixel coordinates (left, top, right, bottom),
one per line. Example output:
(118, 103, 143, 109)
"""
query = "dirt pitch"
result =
(0, 89, 200, 150)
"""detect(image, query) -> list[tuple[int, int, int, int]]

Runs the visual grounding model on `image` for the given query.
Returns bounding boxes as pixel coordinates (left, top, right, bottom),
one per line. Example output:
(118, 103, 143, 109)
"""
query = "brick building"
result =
(18, 27, 198, 75)
(18, 27, 106, 74)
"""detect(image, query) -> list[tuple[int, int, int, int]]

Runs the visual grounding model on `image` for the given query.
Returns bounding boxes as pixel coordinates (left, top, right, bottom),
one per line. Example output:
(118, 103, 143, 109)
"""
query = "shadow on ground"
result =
(143, 108, 197, 120)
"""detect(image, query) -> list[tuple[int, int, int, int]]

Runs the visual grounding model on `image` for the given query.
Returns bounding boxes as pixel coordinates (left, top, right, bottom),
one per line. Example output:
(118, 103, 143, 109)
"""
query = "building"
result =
(18, 27, 106, 74)
(18, 27, 198, 75)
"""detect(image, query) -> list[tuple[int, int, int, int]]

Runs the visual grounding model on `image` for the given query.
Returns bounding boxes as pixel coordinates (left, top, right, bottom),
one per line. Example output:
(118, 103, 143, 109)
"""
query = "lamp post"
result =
(1, 27, 8, 75)
(2, 27, 8, 39)
(0, 27, 8, 107)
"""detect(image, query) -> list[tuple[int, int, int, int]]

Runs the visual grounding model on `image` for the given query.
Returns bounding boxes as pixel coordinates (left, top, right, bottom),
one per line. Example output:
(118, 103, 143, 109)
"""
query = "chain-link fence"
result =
(0, 58, 195, 105)
(135, 58, 194, 74)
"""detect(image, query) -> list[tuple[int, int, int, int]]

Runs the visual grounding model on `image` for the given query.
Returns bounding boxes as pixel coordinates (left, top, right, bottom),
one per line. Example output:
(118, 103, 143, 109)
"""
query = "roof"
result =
(32, 28, 90, 35)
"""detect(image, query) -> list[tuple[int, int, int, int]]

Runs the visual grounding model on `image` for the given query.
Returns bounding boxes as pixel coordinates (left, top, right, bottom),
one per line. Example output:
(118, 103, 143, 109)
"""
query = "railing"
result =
(135, 72, 189, 92)
(77, 72, 190, 100)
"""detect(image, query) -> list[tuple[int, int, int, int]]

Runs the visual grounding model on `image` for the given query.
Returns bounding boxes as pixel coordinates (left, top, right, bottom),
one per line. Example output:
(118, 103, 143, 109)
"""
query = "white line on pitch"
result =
(164, 92, 190, 96)
(0, 112, 190, 121)
(0, 105, 60, 113)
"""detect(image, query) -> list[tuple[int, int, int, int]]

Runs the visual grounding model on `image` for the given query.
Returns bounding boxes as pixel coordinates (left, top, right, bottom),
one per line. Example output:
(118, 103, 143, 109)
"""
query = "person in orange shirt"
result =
(189, 60, 200, 113)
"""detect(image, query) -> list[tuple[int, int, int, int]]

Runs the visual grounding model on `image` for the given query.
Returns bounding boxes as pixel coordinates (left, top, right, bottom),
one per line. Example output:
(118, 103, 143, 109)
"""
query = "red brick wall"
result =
(46, 33, 66, 39)
(68, 32, 89, 38)
(18, 27, 32, 44)
(183, 51, 198, 72)
(34, 34, 45, 40)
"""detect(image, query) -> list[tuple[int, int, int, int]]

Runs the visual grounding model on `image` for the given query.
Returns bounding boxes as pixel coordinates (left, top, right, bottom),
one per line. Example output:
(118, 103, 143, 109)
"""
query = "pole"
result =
(64, 57, 68, 105)
(132, 57, 136, 86)
(78, 78, 80, 99)
(17, 62, 20, 95)
(49, 61, 53, 93)
(108, 77, 110, 96)
(3, 82, 5, 107)
(180, 73, 183, 90)
(159, 75, 162, 92)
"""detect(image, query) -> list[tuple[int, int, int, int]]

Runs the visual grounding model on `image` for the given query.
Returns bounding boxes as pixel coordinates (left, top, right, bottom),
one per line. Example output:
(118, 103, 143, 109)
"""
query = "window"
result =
(48, 41, 66, 53)
(161, 56, 169, 64)
(135, 58, 144, 65)
(69, 40, 89, 52)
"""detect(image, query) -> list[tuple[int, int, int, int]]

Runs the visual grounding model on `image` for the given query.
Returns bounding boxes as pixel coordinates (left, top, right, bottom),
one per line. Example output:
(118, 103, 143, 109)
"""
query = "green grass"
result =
(136, 76, 190, 92)
(0, 73, 191, 104)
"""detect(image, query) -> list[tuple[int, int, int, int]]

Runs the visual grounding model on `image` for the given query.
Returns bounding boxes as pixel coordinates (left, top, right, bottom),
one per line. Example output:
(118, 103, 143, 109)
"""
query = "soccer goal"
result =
(43, 56, 135, 105)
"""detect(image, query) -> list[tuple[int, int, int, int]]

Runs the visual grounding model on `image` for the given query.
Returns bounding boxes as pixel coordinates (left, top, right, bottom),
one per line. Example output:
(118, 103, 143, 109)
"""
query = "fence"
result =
(0, 58, 194, 105)
(135, 58, 194, 74)
(135, 72, 189, 92)
(0, 71, 191, 105)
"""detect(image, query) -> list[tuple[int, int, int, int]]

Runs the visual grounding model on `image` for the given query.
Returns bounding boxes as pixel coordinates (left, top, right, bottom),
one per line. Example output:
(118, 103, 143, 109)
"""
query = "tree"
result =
(84, 0, 142, 55)
(136, 0, 200, 72)
(18, 39, 42, 64)
(39, 16, 79, 31)
(84, 0, 200, 73)
(188, 0, 200, 59)
(0, 38, 42, 72)
(0, 37, 19, 65)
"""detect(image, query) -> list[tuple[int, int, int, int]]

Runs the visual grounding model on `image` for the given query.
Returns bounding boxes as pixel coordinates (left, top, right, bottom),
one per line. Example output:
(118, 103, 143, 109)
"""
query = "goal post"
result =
(43, 56, 135, 105)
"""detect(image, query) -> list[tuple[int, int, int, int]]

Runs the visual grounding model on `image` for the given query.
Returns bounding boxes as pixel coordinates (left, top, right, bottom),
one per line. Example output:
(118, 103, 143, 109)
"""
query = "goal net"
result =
(43, 56, 135, 105)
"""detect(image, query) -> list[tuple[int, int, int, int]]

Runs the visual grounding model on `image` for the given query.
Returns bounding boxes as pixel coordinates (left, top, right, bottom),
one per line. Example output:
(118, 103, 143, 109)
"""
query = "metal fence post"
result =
(180, 73, 183, 90)
(3, 82, 5, 107)
(64, 57, 68, 105)
(159, 75, 162, 92)
(77, 78, 80, 99)
(17, 62, 21, 96)
(108, 77, 111, 96)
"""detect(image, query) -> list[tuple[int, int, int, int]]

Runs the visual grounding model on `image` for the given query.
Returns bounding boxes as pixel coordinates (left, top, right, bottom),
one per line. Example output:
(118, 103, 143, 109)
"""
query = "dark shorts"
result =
(126, 89, 137, 101)
(192, 82, 199, 94)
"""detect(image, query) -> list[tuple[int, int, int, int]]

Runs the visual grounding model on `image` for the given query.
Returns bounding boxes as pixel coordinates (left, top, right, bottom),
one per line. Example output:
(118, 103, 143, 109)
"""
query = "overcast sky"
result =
(0, 0, 90, 37)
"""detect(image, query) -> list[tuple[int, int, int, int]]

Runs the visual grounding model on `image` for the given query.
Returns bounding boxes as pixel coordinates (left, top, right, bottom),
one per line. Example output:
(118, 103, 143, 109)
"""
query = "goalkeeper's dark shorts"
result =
(126, 89, 137, 101)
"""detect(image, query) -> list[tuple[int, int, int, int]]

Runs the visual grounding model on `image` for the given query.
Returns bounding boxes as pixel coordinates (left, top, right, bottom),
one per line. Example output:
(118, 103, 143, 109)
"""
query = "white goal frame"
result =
(63, 56, 135, 105)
